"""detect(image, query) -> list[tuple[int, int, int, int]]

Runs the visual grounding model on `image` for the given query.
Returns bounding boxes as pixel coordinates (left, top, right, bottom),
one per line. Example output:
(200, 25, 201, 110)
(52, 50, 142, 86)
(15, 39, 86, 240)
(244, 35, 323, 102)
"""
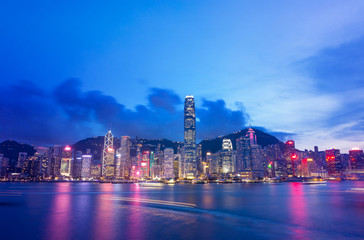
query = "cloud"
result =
(296, 37, 364, 92)
(197, 99, 248, 139)
(252, 126, 296, 142)
(0, 79, 250, 145)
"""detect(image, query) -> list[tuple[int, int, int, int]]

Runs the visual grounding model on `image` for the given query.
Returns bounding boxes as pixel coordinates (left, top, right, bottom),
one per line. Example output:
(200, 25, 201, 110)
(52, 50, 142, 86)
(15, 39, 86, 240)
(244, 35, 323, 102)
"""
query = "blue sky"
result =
(1, 1, 364, 152)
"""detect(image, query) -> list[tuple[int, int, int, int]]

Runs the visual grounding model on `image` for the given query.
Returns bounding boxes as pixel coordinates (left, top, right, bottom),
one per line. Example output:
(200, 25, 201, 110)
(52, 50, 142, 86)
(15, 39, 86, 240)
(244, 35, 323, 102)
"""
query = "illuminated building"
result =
(149, 151, 155, 177)
(184, 95, 197, 178)
(221, 139, 233, 173)
(246, 127, 257, 145)
(209, 152, 221, 174)
(102, 130, 115, 178)
(73, 151, 83, 178)
(91, 161, 101, 179)
(163, 148, 174, 178)
(196, 144, 202, 174)
(60, 146, 73, 177)
(273, 158, 287, 178)
(236, 136, 252, 171)
(23, 155, 41, 178)
(151, 165, 161, 178)
(81, 151, 92, 179)
(17, 152, 27, 170)
(179, 146, 185, 178)
(0, 154, 7, 177)
(135, 144, 142, 177)
(325, 148, 342, 176)
(38, 148, 51, 178)
(301, 158, 316, 177)
(173, 154, 181, 178)
(50, 145, 62, 178)
(119, 136, 131, 178)
(141, 151, 150, 178)
(251, 145, 265, 171)
(349, 148, 364, 170)
(284, 140, 296, 177)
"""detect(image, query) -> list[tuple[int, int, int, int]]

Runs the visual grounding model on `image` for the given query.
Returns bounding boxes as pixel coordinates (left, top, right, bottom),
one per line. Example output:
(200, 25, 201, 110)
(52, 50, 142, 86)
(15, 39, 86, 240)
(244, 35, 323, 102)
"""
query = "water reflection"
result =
(45, 183, 71, 240)
(288, 183, 309, 239)
(92, 184, 115, 240)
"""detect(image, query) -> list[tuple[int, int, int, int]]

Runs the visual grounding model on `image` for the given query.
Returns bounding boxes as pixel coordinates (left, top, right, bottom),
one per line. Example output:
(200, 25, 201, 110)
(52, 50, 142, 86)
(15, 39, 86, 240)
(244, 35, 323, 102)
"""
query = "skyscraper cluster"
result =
(1, 95, 364, 181)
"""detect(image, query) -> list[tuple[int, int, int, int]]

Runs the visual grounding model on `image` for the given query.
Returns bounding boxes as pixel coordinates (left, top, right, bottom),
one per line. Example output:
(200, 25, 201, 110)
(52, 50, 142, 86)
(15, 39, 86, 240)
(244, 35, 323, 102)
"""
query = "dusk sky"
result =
(1, 1, 364, 152)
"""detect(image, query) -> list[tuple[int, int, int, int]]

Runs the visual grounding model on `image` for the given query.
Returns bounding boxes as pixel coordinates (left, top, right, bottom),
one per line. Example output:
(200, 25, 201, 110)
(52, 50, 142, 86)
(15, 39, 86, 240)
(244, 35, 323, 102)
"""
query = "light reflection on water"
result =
(1, 182, 364, 240)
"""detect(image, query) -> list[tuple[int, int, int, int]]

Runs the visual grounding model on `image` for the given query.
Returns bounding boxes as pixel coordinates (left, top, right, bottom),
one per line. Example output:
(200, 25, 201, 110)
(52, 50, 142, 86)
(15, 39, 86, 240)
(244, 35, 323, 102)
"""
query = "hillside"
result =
(199, 128, 283, 156)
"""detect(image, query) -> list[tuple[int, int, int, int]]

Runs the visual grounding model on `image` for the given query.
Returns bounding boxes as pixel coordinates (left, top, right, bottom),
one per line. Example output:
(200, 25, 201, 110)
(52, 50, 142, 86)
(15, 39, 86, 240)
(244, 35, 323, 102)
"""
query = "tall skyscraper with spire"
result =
(184, 95, 196, 178)
(102, 130, 114, 178)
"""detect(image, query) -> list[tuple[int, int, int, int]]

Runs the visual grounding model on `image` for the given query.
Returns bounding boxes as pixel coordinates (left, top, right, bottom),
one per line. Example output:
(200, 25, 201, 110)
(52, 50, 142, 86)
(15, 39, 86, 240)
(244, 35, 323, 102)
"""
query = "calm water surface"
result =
(1, 182, 364, 240)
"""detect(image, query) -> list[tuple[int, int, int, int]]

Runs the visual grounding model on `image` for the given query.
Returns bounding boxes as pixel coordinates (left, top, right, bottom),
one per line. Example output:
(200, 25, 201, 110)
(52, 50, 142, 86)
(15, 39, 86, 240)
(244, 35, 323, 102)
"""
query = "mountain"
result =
(0, 140, 36, 166)
(72, 136, 182, 159)
(199, 128, 283, 156)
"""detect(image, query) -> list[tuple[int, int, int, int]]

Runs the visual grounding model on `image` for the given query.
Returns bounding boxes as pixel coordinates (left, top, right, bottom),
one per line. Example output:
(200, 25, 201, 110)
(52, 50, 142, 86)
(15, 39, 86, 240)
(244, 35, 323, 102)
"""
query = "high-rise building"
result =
(221, 139, 233, 173)
(163, 148, 174, 178)
(178, 146, 185, 178)
(0, 154, 7, 177)
(349, 148, 364, 170)
(173, 154, 181, 178)
(209, 152, 221, 174)
(119, 136, 131, 178)
(17, 152, 27, 170)
(236, 136, 252, 171)
(246, 127, 257, 145)
(81, 151, 92, 179)
(196, 144, 202, 174)
(60, 146, 73, 177)
(73, 151, 83, 178)
(141, 151, 150, 178)
(184, 95, 196, 178)
(284, 140, 296, 177)
(325, 148, 342, 176)
(102, 130, 115, 178)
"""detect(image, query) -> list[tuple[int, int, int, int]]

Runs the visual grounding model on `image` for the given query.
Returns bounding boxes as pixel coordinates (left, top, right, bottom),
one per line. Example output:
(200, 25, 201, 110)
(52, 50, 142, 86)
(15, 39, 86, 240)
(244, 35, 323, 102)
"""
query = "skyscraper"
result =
(81, 151, 92, 179)
(163, 148, 174, 178)
(184, 95, 196, 178)
(236, 136, 252, 171)
(349, 148, 364, 170)
(284, 140, 296, 177)
(60, 146, 73, 177)
(246, 127, 257, 145)
(325, 148, 342, 176)
(221, 139, 233, 173)
(102, 130, 115, 178)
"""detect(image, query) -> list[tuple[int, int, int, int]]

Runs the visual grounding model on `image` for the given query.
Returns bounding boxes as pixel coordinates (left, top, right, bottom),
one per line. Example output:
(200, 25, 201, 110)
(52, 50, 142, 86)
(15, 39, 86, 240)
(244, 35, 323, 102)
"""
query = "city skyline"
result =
(2, 1, 364, 152)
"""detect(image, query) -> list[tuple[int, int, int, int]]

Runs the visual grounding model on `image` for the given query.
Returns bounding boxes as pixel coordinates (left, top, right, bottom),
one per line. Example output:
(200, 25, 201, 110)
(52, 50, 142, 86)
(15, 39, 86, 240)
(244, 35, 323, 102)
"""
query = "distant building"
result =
(184, 95, 196, 178)
(73, 151, 83, 178)
(60, 146, 73, 177)
(120, 136, 131, 178)
(141, 151, 150, 178)
(246, 127, 257, 145)
(174, 154, 181, 179)
(221, 139, 233, 173)
(81, 152, 92, 179)
(236, 136, 252, 171)
(349, 148, 364, 170)
(102, 130, 115, 178)
(325, 148, 342, 176)
(284, 140, 296, 177)
(163, 148, 174, 178)
(17, 152, 27, 170)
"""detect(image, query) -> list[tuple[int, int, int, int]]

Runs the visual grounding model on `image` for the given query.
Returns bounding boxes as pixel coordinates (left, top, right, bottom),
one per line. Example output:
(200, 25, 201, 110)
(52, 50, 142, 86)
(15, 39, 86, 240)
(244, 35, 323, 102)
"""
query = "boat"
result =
(192, 179, 207, 184)
(138, 180, 165, 187)
(217, 179, 233, 184)
(302, 179, 327, 184)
